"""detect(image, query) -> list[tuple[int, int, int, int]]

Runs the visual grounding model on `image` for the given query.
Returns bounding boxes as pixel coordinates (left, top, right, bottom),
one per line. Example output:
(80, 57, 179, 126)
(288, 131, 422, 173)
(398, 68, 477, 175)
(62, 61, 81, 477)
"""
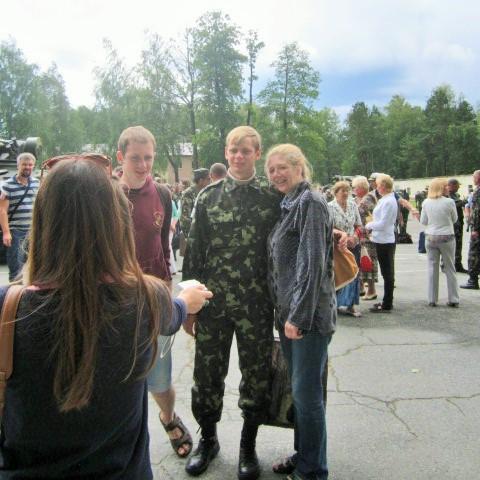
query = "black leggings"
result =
(374, 242, 396, 309)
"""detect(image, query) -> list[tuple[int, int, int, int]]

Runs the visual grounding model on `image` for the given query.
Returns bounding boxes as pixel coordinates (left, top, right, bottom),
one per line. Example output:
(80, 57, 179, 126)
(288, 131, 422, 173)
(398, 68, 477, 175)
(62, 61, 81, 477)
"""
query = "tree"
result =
(93, 39, 136, 154)
(193, 11, 246, 162)
(0, 39, 40, 138)
(37, 64, 84, 155)
(258, 42, 320, 141)
(383, 95, 426, 178)
(446, 98, 480, 174)
(245, 30, 265, 126)
(171, 29, 201, 169)
(343, 102, 376, 176)
(0, 40, 85, 158)
(310, 109, 343, 184)
(424, 85, 456, 176)
(139, 33, 187, 181)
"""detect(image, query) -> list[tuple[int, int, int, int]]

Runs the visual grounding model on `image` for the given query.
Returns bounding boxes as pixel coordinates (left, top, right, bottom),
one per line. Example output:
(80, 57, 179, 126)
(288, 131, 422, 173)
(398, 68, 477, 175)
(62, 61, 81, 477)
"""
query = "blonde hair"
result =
(332, 180, 350, 195)
(226, 126, 261, 151)
(118, 126, 156, 155)
(351, 176, 369, 191)
(376, 174, 394, 192)
(265, 144, 312, 181)
(428, 177, 447, 199)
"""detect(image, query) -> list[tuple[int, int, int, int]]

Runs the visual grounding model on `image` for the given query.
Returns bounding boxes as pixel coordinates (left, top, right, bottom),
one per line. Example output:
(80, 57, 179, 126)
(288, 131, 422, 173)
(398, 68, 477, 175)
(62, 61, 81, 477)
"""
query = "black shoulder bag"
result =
(7, 178, 32, 223)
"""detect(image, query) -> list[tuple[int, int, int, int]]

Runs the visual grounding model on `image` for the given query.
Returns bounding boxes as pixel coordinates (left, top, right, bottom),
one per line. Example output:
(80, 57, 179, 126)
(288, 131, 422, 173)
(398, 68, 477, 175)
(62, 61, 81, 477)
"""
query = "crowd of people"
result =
(0, 122, 479, 480)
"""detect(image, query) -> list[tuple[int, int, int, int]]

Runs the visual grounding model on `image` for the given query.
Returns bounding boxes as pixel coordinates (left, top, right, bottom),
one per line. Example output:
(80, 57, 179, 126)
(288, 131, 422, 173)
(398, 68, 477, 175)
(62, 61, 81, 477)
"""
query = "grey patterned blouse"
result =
(328, 197, 362, 235)
(267, 181, 336, 335)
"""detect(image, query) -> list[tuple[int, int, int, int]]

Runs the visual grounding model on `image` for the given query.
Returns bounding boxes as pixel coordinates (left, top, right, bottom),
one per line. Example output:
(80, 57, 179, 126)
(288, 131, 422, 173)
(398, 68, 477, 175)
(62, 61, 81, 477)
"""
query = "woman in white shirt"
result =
(420, 178, 459, 307)
(366, 174, 398, 313)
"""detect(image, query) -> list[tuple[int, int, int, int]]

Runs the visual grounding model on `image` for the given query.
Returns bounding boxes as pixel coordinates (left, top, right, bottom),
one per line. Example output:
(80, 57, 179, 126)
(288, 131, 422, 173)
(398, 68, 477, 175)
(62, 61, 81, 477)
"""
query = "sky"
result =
(1, 0, 479, 119)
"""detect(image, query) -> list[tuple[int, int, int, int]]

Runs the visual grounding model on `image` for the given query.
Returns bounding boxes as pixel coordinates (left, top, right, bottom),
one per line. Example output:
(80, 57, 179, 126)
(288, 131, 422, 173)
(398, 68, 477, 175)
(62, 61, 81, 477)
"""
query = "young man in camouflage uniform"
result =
(461, 170, 480, 289)
(179, 168, 210, 238)
(182, 126, 281, 480)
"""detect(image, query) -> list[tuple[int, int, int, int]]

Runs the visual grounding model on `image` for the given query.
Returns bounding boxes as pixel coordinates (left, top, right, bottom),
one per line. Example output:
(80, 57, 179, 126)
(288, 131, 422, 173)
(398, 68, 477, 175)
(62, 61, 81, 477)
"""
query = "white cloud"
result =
(1, 0, 479, 108)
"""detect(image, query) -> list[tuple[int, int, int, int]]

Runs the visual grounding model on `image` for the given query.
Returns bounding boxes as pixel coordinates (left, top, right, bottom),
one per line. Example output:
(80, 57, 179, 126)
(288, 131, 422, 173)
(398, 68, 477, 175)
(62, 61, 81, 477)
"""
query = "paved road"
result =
(2, 219, 479, 479)
(151, 220, 480, 480)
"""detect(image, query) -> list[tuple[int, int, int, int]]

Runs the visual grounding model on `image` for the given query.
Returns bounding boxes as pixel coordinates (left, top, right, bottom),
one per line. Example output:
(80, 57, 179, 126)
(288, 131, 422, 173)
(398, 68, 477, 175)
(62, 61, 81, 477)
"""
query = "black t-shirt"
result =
(0, 286, 153, 479)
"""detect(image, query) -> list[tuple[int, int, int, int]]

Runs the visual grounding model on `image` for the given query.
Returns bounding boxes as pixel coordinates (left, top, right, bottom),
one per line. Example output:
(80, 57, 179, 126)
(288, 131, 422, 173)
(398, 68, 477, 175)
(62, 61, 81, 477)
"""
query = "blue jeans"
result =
(279, 329, 331, 480)
(6, 229, 28, 281)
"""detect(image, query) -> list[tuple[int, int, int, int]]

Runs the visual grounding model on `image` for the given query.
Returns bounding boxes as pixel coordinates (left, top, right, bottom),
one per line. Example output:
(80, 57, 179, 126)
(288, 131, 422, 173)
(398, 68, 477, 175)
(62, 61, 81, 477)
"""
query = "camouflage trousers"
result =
(454, 223, 464, 266)
(467, 235, 480, 275)
(192, 304, 274, 427)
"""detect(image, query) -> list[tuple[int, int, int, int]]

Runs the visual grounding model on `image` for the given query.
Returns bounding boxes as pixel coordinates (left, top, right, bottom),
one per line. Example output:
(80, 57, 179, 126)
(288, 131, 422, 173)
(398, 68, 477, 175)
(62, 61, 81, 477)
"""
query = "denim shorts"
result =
(147, 335, 173, 393)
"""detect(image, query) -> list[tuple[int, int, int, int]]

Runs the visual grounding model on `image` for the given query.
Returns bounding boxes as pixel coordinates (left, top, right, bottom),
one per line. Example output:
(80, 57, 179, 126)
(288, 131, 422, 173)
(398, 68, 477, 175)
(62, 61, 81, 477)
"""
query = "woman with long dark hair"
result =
(0, 156, 211, 479)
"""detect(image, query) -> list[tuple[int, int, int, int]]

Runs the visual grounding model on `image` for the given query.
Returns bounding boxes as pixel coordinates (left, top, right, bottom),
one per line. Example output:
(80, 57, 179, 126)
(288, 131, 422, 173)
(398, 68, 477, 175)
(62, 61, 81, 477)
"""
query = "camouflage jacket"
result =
(182, 175, 281, 313)
(472, 187, 480, 234)
(448, 192, 465, 225)
(179, 185, 199, 236)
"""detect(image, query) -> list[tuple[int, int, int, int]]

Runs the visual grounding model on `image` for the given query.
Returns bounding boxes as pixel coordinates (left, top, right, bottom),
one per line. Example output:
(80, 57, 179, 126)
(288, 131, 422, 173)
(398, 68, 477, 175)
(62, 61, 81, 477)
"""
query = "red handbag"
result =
(360, 245, 373, 273)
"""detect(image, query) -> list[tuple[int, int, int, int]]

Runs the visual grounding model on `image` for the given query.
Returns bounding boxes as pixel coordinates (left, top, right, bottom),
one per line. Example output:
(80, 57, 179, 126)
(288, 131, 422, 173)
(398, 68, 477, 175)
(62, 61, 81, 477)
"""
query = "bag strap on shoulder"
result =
(154, 182, 172, 220)
(0, 285, 24, 379)
(8, 177, 32, 222)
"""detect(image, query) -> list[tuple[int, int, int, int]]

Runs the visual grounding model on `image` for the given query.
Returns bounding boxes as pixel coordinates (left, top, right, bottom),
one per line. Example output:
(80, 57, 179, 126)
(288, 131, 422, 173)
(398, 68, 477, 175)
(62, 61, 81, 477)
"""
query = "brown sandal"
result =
(160, 413, 193, 458)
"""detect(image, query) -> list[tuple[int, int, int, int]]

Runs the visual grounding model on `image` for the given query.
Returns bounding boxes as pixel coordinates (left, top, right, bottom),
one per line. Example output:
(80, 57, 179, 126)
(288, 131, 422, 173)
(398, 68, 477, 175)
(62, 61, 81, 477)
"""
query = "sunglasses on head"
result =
(41, 153, 113, 179)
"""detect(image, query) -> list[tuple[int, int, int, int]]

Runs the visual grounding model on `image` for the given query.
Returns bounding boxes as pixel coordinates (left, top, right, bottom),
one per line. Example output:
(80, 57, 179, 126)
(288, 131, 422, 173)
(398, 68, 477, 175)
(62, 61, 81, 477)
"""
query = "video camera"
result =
(0, 137, 42, 176)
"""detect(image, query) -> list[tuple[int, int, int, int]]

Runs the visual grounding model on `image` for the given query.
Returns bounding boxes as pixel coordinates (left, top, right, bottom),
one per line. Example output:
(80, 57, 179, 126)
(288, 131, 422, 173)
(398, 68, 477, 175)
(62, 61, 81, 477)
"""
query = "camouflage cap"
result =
(193, 168, 210, 182)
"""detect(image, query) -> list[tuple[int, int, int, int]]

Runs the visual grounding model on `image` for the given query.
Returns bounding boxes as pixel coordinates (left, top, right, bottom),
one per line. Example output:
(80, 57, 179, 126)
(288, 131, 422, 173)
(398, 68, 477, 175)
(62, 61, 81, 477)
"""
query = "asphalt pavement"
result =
(151, 219, 480, 480)
(2, 219, 479, 479)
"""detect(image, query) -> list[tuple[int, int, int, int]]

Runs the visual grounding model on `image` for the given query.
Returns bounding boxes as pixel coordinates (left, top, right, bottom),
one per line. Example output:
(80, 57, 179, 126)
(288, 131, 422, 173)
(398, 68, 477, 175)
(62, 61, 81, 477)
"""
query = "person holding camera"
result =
(0, 156, 212, 478)
(0, 153, 39, 281)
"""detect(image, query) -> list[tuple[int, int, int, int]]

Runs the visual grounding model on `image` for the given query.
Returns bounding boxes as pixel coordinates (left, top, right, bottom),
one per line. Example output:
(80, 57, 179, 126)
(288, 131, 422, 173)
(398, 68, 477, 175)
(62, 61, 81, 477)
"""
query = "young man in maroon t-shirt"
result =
(117, 126, 192, 457)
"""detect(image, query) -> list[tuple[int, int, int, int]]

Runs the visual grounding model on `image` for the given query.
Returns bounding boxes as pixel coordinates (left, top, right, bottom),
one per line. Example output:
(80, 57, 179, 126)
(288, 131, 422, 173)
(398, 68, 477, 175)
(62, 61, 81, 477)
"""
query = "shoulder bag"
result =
(264, 337, 294, 428)
(0, 285, 24, 420)
(264, 336, 329, 428)
(333, 245, 359, 290)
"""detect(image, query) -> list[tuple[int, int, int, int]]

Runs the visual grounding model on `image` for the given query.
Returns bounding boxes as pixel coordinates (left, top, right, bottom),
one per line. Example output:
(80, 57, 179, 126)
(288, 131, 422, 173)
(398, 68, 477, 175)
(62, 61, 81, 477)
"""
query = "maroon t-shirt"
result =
(123, 176, 171, 281)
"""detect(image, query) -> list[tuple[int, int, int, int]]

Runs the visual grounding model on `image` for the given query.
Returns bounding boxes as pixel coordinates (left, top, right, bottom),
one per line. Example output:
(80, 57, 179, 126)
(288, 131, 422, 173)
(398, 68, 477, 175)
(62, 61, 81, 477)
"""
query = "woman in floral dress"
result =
(352, 176, 378, 300)
(329, 181, 363, 317)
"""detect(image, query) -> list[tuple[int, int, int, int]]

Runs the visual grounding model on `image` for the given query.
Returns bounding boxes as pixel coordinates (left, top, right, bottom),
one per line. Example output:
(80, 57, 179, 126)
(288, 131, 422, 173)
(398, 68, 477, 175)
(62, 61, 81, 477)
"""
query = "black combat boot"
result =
(185, 424, 220, 477)
(238, 420, 260, 480)
(460, 275, 479, 289)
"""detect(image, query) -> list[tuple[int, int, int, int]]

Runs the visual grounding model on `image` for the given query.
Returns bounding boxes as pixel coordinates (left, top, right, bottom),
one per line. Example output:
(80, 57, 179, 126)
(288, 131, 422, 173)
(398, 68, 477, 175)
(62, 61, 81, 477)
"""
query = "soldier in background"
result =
(179, 168, 210, 237)
(447, 178, 468, 273)
(398, 189, 411, 238)
(461, 170, 480, 289)
(415, 187, 428, 216)
(182, 126, 281, 479)
(209, 162, 227, 182)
